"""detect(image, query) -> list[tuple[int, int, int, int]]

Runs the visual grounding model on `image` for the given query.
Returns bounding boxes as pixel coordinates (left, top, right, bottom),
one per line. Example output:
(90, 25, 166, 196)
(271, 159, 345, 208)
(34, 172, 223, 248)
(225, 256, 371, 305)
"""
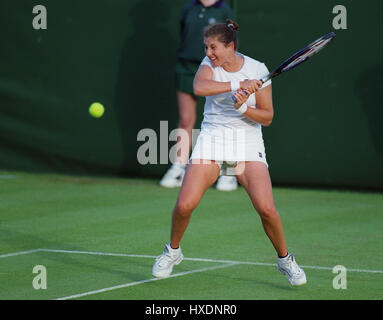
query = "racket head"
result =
(263, 32, 336, 81)
(232, 32, 336, 103)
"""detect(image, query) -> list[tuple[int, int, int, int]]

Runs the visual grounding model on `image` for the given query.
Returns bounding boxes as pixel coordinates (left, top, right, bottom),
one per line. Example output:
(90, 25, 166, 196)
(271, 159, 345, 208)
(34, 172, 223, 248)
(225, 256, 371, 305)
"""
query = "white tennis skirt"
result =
(189, 125, 268, 167)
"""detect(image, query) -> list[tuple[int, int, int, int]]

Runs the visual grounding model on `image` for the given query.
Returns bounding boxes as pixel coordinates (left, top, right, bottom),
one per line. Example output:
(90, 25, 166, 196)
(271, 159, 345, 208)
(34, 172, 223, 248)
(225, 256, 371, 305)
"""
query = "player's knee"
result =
(174, 199, 196, 217)
(178, 117, 195, 131)
(257, 203, 278, 220)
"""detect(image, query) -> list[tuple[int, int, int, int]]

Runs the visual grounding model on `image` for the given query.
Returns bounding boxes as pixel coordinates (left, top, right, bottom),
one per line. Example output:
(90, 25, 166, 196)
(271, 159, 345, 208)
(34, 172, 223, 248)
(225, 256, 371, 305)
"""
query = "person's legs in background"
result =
(160, 91, 197, 188)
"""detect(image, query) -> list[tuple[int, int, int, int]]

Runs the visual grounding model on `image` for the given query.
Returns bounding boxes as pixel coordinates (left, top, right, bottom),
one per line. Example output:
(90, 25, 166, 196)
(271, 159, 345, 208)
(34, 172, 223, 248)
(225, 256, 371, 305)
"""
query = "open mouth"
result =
(209, 57, 218, 64)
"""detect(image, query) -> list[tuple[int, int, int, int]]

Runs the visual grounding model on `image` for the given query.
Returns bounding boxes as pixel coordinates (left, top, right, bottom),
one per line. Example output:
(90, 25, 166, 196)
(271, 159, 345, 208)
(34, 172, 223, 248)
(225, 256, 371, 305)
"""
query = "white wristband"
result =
(236, 103, 248, 114)
(230, 79, 240, 91)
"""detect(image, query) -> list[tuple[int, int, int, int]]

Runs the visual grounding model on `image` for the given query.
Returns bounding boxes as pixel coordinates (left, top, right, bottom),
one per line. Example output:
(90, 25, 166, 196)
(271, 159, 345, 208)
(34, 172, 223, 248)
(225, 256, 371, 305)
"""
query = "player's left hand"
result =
(233, 89, 251, 109)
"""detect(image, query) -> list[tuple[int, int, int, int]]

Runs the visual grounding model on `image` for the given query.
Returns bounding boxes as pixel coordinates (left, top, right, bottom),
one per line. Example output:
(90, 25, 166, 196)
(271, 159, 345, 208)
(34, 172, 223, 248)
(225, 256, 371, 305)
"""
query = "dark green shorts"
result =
(174, 59, 201, 95)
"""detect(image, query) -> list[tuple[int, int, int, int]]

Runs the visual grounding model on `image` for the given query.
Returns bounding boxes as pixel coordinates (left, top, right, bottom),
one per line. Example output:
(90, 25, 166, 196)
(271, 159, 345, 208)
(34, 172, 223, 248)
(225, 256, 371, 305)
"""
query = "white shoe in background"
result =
(159, 163, 186, 188)
(216, 175, 238, 191)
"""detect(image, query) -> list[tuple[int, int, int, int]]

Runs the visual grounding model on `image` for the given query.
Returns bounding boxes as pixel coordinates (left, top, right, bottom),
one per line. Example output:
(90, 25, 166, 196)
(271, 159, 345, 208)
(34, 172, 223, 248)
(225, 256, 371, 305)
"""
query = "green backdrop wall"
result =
(0, 0, 382, 190)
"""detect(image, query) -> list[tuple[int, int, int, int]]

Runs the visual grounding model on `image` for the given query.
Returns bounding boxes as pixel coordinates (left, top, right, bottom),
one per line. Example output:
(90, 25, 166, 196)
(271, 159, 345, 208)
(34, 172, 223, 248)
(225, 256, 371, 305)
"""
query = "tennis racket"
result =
(232, 32, 336, 102)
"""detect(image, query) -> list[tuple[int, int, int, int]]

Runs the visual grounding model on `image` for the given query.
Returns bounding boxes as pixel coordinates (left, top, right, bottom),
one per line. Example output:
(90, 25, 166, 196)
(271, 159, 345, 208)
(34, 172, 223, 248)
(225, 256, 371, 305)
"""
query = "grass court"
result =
(0, 171, 382, 300)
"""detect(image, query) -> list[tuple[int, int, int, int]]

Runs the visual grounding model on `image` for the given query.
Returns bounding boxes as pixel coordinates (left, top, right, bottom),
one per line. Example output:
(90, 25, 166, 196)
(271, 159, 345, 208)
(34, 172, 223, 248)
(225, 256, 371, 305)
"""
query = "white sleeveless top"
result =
(200, 52, 271, 132)
(190, 53, 272, 163)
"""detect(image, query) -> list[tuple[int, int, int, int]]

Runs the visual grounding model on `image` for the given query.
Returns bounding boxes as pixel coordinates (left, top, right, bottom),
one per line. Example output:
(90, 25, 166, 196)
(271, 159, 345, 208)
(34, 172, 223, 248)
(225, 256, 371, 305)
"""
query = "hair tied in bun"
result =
(226, 19, 239, 32)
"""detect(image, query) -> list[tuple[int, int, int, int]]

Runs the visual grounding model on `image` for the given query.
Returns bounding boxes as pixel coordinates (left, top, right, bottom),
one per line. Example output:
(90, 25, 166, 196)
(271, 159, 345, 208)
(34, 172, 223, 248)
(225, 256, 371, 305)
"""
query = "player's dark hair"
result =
(203, 19, 239, 50)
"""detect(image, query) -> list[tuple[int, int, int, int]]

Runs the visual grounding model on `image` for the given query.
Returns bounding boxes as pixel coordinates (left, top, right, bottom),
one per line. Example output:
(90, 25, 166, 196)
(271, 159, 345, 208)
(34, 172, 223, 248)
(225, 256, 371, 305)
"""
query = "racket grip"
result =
(231, 89, 247, 103)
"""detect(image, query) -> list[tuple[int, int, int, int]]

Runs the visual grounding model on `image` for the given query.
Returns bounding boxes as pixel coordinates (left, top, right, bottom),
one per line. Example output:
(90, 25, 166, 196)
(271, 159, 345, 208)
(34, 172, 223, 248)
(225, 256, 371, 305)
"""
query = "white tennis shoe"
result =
(277, 253, 307, 286)
(152, 244, 184, 278)
(159, 163, 186, 188)
(216, 175, 238, 191)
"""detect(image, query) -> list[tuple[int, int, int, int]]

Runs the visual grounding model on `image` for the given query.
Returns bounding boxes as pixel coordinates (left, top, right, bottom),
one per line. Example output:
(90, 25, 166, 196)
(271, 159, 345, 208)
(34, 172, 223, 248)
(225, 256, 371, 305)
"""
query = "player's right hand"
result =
(233, 89, 251, 110)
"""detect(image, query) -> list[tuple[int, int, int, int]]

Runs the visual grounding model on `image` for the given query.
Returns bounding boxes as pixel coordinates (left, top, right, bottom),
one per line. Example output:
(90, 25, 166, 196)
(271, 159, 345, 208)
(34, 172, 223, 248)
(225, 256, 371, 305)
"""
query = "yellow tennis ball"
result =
(89, 102, 105, 118)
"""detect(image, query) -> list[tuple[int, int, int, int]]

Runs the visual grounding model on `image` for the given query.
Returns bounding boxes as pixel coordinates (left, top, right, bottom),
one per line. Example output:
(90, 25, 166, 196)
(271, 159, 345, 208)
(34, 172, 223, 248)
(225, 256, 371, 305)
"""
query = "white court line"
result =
(2, 248, 383, 274)
(1, 247, 382, 300)
(55, 263, 239, 300)
(38, 248, 156, 259)
(0, 249, 41, 259)
(2, 248, 382, 275)
(39, 248, 383, 274)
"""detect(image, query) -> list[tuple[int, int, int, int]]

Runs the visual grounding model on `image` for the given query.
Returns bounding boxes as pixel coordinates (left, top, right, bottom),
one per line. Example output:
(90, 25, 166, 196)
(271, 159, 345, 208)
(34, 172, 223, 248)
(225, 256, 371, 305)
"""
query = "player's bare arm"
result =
(234, 85, 274, 127)
(193, 65, 231, 96)
(194, 65, 263, 97)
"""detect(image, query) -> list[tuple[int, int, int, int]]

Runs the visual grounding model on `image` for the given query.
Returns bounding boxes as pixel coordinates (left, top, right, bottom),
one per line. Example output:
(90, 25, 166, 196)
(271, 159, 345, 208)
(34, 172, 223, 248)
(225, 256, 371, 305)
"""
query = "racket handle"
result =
(231, 89, 248, 103)
(231, 78, 266, 103)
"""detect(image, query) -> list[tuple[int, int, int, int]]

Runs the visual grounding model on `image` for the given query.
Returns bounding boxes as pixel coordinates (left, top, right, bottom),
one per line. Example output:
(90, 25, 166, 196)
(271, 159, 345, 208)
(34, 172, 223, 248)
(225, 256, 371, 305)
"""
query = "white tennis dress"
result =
(190, 53, 272, 166)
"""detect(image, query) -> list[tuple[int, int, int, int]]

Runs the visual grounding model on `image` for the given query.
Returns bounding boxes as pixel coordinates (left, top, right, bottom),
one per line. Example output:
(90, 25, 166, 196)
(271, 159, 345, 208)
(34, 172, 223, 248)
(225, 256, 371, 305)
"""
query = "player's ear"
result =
(227, 41, 235, 50)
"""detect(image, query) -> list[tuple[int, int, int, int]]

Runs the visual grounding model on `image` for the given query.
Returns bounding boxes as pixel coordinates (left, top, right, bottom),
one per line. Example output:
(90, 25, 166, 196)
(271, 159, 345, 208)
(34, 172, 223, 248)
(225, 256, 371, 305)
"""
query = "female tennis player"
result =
(153, 20, 306, 286)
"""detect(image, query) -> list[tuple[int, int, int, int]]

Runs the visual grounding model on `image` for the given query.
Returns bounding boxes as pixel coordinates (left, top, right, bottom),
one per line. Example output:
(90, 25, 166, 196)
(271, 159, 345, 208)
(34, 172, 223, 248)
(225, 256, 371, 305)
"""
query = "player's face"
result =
(204, 36, 234, 67)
